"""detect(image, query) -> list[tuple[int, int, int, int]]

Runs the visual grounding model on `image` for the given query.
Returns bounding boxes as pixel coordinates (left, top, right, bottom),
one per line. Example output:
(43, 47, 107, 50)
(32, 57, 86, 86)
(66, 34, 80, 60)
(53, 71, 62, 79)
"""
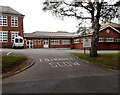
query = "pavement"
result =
(1, 48, 120, 93)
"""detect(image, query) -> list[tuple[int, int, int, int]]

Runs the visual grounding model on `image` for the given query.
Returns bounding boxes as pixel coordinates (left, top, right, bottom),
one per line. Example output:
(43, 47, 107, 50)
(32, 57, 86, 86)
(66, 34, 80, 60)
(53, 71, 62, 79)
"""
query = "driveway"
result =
(1, 49, 119, 93)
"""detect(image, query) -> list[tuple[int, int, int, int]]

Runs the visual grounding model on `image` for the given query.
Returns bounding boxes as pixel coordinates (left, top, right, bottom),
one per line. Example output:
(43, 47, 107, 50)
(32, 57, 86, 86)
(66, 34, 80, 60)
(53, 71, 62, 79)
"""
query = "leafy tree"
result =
(42, 0, 119, 57)
(77, 27, 91, 36)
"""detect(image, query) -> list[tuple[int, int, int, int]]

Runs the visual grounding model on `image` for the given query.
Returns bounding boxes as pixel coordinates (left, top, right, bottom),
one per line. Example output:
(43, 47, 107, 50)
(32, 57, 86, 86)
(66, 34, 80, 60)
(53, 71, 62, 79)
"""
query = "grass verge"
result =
(2, 55, 27, 73)
(71, 53, 120, 70)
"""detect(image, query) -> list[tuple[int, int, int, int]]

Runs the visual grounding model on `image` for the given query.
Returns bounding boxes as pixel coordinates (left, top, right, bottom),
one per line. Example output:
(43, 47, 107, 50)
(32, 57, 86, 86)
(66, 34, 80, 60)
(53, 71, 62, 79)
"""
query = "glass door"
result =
(43, 40, 49, 48)
(26, 39, 33, 48)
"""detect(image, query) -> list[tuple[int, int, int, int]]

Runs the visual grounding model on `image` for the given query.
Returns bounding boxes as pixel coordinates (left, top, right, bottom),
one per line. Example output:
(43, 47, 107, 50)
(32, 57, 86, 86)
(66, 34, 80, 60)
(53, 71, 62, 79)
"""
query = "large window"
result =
(51, 39, 60, 45)
(11, 16, 18, 27)
(0, 32, 8, 42)
(106, 37, 114, 42)
(0, 16, 7, 26)
(116, 37, 120, 42)
(74, 39, 80, 44)
(62, 40, 70, 45)
(11, 32, 19, 42)
(98, 37, 104, 42)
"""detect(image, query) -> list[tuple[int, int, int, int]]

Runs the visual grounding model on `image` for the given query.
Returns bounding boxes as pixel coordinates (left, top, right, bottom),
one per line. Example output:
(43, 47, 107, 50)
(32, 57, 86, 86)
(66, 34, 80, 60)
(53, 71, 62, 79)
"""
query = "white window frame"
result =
(0, 16, 7, 26)
(116, 37, 120, 42)
(34, 40, 37, 45)
(50, 39, 60, 45)
(106, 37, 114, 42)
(11, 16, 18, 27)
(62, 40, 70, 45)
(98, 37, 104, 42)
(0, 31, 8, 42)
(74, 39, 80, 44)
(81, 38, 83, 43)
(11, 32, 19, 42)
(38, 40, 41, 45)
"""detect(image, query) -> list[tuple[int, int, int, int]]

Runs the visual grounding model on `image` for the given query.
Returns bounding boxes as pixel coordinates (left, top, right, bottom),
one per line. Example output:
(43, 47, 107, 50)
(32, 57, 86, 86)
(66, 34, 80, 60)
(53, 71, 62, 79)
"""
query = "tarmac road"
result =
(1, 49, 119, 93)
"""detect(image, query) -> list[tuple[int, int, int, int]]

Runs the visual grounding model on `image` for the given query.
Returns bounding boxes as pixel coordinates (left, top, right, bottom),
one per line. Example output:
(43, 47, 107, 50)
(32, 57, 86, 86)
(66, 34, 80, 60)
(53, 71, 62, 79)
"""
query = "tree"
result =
(42, 0, 119, 57)
(76, 27, 91, 36)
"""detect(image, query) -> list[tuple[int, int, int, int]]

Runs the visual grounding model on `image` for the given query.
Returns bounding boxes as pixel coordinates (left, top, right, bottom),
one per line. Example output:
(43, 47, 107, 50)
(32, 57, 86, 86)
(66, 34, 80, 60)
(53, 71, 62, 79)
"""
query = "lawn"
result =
(71, 53, 120, 70)
(2, 55, 27, 72)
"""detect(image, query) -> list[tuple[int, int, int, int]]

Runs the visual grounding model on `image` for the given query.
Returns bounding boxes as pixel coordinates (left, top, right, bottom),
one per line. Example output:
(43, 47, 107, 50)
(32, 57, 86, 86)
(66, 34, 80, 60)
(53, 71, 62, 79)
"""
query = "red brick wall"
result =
(0, 16, 24, 36)
(98, 27, 120, 50)
(50, 45, 71, 48)
(49, 39, 72, 48)
(73, 36, 92, 50)
(24, 38, 72, 48)
(99, 27, 120, 41)
(34, 39, 43, 48)
(0, 15, 24, 48)
(73, 27, 120, 50)
(98, 43, 120, 50)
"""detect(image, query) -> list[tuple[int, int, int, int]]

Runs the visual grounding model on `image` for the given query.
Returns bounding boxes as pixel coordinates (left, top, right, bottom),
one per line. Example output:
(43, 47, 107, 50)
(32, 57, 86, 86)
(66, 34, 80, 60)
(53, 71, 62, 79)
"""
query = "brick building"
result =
(0, 6, 119, 50)
(73, 22, 120, 50)
(97, 22, 120, 50)
(24, 22, 120, 50)
(0, 6, 24, 48)
(24, 31, 78, 49)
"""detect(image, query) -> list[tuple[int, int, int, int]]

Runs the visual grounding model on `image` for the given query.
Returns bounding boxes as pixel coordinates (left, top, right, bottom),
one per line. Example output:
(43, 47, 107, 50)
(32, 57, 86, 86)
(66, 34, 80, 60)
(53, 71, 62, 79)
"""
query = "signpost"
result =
(83, 38, 91, 53)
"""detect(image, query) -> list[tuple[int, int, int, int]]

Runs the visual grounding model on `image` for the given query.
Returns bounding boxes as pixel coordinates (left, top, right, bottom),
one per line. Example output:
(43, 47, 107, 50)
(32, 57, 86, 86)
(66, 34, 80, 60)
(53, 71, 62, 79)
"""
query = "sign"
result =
(83, 38, 91, 48)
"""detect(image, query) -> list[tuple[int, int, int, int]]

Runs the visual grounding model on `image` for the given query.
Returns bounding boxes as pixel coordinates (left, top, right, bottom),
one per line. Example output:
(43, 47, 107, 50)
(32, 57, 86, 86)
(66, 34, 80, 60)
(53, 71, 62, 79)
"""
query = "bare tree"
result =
(42, 0, 119, 57)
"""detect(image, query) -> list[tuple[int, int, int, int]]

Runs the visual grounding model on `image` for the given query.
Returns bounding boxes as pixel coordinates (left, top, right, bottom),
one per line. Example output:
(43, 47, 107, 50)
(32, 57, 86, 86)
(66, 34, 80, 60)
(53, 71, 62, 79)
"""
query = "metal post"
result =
(84, 48, 86, 53)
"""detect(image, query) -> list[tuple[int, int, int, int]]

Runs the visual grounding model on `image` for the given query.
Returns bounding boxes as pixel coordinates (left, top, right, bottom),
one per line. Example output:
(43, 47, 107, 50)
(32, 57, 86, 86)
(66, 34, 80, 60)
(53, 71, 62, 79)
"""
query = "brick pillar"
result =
(24, 39, 26, 48)
(70, 39, 73, 49)
(8, 30, 11, 48)
(60, 39, 62, 46)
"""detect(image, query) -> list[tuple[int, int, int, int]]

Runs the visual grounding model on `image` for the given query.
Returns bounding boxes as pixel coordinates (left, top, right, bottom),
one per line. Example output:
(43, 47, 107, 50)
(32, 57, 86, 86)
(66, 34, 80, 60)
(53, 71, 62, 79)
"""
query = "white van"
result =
(12, 36, 24, 48)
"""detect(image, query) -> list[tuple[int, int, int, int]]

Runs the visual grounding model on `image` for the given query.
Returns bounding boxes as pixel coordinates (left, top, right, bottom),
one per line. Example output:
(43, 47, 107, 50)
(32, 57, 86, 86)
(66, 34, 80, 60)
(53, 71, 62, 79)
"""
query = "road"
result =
(1, 49, 119, 93)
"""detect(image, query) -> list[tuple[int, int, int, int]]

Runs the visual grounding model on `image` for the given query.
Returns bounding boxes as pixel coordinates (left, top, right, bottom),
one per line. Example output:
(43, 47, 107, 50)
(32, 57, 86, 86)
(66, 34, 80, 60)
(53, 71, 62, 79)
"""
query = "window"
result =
(20, 39, 23, 43)
(116, 37, 120, 42)
(0, 16, 7, 26)
(34, 40, 37, 45)
(62, 40, 70, 45)
(11, 32, 19, 42)
(106, 37, 114, 42)
(98, 37, 104, 42)
(74, 39, 80, 44)
(11, 16, 18, 27)
(106, 29, 110, 33)
(15, 38, 23, 43)
(81, 38, 83, 43)
(38, 40, 41, 45)
(15, 39, 19, 43)
(51, 39, 60, 45)
(0, 32, 8, 42)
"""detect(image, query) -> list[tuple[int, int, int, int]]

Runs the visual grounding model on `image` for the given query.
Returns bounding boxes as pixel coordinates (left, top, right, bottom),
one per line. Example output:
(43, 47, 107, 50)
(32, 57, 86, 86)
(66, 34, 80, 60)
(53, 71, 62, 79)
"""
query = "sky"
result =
(1, 0, 80, 33)
(0, 0, 119, 33)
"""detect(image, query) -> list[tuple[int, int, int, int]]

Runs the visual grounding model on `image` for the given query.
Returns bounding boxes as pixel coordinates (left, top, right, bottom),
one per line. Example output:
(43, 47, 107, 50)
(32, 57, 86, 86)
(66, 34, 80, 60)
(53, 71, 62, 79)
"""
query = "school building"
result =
(0, 6, 24, 48)
(0, 6, 120, 50)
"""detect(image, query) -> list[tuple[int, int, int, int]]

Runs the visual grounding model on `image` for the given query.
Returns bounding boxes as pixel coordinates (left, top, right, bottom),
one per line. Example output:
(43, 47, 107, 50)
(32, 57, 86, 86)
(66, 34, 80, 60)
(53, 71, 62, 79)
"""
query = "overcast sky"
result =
(0, 0, 118, 33)
(1, 0, 80, 33)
